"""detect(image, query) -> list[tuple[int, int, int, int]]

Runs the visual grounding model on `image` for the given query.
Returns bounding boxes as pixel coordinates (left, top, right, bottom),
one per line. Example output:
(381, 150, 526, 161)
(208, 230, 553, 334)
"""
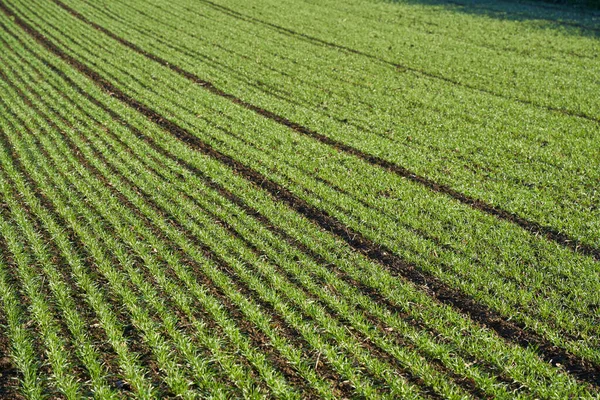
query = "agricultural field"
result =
(0, 0, 599, 398)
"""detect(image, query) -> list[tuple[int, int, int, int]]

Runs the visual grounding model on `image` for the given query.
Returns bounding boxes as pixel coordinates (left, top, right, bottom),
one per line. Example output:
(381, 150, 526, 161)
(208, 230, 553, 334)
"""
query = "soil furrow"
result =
(0, 321, 23, 400)
(330, 271, 524, 396)
(223, 123, 597, 329)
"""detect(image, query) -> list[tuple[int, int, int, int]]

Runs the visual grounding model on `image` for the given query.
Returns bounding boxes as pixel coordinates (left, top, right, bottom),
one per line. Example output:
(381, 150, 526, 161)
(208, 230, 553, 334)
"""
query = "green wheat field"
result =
(0, 0, 599, 398)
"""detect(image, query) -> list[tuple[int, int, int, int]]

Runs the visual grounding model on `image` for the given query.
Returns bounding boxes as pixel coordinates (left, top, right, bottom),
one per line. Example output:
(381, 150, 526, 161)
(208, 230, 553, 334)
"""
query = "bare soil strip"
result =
(0, 313, 24, 399)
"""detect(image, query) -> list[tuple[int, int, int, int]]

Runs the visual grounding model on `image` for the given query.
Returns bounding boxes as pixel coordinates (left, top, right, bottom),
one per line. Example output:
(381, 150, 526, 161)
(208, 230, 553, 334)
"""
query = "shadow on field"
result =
(388, 0, 600, 38)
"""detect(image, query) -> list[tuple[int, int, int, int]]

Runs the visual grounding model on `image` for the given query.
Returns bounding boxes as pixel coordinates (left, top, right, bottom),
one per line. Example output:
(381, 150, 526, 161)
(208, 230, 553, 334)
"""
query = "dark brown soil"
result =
(0, 326, 24, 399)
